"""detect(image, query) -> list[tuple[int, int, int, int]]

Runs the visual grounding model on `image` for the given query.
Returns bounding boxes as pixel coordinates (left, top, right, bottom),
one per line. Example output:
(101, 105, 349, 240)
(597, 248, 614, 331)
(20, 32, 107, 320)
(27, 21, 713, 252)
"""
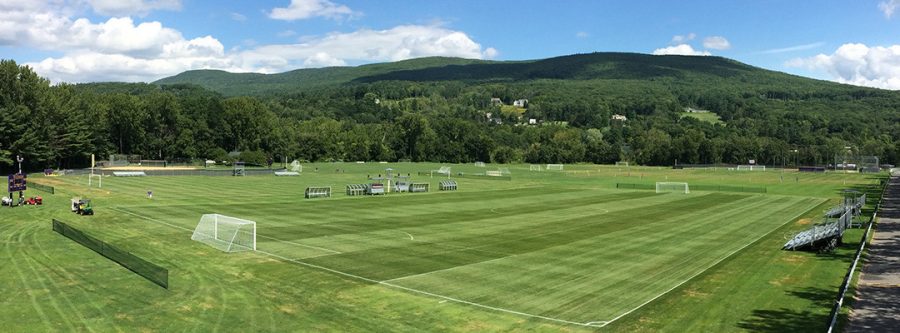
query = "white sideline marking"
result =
(112, 207, 342, 255)
(256, 234, 342, 254)
(384, 255, 514, 282)
(402, 231, 415, 241)
(596, 200, 824, 327)
(380, 281, 605, 328)
(114, 206, 601, 328)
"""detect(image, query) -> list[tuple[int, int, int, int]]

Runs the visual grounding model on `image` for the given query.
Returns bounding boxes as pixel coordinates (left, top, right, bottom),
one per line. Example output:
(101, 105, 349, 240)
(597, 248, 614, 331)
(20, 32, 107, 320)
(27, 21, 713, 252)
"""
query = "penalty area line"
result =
(597, 199, 825, 328)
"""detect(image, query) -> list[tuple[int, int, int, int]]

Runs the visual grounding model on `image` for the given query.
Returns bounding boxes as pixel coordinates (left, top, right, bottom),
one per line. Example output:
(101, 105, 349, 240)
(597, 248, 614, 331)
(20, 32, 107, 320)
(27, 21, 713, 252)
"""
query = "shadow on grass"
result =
(737, 287, 835, 332)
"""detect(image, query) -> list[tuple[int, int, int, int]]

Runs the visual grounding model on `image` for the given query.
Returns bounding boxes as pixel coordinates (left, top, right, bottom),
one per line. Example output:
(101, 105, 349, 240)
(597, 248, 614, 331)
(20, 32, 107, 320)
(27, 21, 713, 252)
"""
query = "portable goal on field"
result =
(191, 214, 256, 252)
(615, 161, 629, 167)
(475, 161, 486, 167)
(736, 165, 765, 171)
(656, 182, 690, 194)
(289, 160, 302, 173)
(546, 164, 564, 171)
(529, 165, 542, 171)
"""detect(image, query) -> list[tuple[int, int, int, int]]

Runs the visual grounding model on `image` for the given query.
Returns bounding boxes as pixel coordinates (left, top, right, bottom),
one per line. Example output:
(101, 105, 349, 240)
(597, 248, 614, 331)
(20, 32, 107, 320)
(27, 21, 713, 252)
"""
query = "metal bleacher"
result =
(784, 196, 863, 250)
(112, 171, 147, 177)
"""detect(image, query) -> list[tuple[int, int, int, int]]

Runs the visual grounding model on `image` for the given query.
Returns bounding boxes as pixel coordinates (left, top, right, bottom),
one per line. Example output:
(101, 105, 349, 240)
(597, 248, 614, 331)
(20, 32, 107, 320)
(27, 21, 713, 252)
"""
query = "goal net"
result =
(475, 161, 486, 167)
(529, 165, 542, 171)
(546, 164, 564, 171)
(656, 182, 689, 194)
(615, 161, 629, 167)
(191, 214, 256, 252)
(736, 165, 765, 171)
(289, 160, 302, 172)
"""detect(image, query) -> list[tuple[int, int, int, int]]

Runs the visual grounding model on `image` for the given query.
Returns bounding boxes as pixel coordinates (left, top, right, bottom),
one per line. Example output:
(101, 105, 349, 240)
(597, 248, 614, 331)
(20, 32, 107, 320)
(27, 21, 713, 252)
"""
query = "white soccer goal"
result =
(289, 160, 302, 172)
(498, 167, 510, 175)
(191, 214, 257, 252)
(475, 161, 486, 167)
(656, 182, 690, 194)
(546, 164, 564, 171)
(736, 165, 765, 171)
(615, 161, 629, 167)
(529, 165, 542, 171)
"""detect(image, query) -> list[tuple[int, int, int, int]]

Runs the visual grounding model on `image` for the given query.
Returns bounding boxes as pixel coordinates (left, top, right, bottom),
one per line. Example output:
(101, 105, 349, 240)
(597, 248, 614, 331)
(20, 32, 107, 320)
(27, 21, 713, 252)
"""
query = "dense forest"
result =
(1, 52, 898, 172)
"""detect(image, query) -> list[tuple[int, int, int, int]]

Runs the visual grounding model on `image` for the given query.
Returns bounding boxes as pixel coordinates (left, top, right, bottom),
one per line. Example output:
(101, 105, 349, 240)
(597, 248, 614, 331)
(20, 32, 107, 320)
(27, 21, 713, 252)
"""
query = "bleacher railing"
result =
(825, 177, 891, 332)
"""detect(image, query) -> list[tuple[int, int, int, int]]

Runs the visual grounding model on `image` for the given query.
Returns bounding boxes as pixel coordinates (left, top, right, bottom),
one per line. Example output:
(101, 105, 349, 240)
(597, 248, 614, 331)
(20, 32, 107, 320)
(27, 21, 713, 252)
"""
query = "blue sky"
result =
(3, 0, 900, 88)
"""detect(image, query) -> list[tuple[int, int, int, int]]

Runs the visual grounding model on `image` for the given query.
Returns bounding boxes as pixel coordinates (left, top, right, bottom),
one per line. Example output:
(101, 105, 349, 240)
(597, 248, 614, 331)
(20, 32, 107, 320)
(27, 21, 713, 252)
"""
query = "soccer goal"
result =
(736, 165, 765, 171)
(615, 161, 629, 167)
(546, 164, 564, 171)
(529, 165, 542, 171)
(289, 160, 302, 172)
(656, 182, 690, 194)
(191, 214, 256, 252)
(475, 161, 486, 167)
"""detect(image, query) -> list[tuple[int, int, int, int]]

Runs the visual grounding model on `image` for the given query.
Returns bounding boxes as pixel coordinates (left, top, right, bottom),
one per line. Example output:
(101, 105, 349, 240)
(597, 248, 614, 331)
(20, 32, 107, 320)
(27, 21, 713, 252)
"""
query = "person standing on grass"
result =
(147, 190, 153, 199)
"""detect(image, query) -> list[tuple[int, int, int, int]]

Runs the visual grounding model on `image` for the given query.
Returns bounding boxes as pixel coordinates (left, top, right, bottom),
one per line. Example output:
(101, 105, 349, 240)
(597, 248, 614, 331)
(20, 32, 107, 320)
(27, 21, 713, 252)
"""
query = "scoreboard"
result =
(8, 173, 26, 192)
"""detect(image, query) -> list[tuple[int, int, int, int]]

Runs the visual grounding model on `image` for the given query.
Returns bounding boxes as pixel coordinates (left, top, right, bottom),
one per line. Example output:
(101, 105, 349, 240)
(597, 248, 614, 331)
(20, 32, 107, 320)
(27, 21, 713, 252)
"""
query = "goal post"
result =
(529, 165, 542, 171)
(191, 214, 256, 252)
(656, 182, 690, 194)
(546, 164, 564, 171)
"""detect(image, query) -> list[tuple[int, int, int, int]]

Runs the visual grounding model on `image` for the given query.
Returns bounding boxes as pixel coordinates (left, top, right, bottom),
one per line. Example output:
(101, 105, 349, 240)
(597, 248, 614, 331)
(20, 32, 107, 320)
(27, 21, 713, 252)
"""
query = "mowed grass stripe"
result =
(391, 195, 821, 321)
(303, 193, 747, 280)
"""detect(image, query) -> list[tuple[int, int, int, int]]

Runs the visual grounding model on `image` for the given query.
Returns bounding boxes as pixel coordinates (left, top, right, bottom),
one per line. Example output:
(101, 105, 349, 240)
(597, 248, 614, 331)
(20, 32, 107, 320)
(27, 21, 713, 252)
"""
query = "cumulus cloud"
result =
(6, 1, 496, 83)
(879, 0, 900, 18)
(268, 0, 357, 21)
(671, 33, 696, 44)
(787, 43, 900, 89)
(652, 44, 711, 56)
(703, 36, 731, 50)
(235, 25, 497, 73)
(84, 0, 181, 17)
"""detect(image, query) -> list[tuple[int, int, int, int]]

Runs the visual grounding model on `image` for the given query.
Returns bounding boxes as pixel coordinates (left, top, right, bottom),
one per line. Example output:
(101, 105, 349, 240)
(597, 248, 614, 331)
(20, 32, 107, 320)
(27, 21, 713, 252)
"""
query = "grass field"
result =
(0, 163, 884, 331)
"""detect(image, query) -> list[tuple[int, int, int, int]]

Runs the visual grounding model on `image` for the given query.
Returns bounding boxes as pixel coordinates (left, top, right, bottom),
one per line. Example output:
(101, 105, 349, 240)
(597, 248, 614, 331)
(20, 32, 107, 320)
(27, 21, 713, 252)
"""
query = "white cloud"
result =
(268, 0, 357, 21)
(84, 0, 181, 17)
(671, 33, 696, 44)
(6, 1, 496, 83)
(703, 36, 731, 50)
(879, 0, 900, 18)
(230, 12, 247, 22)
(575, 31, 589, 39)
(652, 44, 711, 56)
(235, 25, 496, 73)
(787, 43, 900, 89)
(760, 42, 825, 54)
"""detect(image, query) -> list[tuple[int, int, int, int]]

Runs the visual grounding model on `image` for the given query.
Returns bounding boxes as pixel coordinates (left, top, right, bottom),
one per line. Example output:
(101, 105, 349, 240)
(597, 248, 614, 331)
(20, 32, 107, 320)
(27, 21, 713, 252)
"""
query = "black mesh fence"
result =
(52, 219, 168, 289)
(29, 182, 54, 194)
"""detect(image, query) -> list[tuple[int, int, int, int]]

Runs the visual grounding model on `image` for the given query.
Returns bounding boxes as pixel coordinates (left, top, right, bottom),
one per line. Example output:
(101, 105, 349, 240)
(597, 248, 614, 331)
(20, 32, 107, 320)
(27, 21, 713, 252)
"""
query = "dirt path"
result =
(847, 175, 900, 332)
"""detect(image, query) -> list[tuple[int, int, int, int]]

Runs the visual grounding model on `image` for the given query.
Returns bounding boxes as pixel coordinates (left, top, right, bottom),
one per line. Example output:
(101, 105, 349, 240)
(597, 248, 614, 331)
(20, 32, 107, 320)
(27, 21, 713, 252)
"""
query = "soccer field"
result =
(0, 164, 879, 331)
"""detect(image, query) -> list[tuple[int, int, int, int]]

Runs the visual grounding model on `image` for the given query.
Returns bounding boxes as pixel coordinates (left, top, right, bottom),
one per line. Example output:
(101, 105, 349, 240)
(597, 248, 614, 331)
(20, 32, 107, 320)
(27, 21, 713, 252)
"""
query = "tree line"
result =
(1, 59, 897, 172)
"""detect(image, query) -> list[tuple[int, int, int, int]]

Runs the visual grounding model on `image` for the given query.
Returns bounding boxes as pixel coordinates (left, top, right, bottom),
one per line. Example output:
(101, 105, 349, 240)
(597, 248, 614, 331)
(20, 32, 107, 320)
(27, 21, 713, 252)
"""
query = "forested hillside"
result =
(1, 52, 898, 172)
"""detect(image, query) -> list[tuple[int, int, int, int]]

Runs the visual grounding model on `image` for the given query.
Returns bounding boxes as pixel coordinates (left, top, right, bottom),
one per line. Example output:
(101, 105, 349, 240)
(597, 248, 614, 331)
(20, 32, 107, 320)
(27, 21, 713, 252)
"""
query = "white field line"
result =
(115, 206, 602, 328)
(402, 231, 415, 241)
(383, 255, 514, 283)
(111, 207, 342, 255)
(597, 199, 825, 328)
(379, 280, 605, 328)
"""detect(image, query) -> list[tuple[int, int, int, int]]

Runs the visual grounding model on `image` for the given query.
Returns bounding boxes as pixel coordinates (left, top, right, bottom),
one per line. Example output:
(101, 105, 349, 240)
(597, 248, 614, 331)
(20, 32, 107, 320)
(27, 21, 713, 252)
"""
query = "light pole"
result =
(16, 155, 23, 174)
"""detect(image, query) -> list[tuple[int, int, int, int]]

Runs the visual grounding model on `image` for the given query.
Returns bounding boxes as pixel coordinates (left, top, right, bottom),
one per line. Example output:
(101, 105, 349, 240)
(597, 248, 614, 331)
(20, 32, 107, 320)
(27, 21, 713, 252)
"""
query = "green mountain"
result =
(153, 52, 856, 97)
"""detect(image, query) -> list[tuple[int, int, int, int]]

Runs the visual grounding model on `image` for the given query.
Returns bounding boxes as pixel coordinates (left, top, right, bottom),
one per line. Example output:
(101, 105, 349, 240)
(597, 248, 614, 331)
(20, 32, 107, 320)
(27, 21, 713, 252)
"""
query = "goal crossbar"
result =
(191, 214, 257, 252)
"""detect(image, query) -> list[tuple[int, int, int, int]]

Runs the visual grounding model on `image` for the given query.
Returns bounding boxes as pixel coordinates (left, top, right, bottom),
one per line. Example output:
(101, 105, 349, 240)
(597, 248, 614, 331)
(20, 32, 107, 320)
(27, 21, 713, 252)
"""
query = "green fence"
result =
(29, 182, 54, 194)
(52, 219, 168, 289)
(616, 183, 766, 193)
